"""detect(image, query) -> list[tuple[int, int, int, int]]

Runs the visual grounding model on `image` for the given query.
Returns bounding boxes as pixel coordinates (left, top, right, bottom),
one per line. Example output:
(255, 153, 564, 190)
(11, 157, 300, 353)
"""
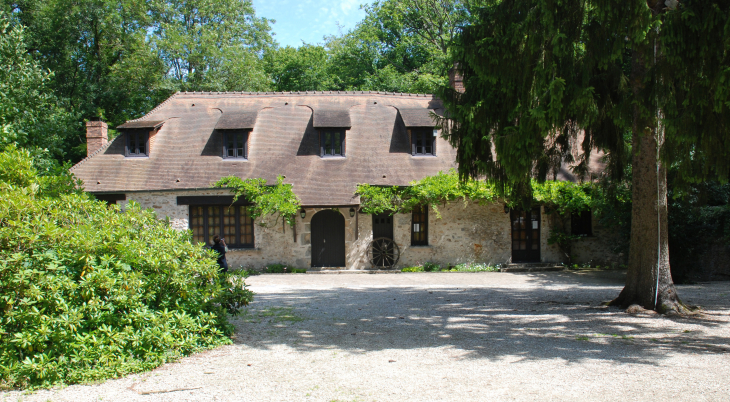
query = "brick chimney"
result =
(448, 64, 465, 93)
(86, 120, 108, 156)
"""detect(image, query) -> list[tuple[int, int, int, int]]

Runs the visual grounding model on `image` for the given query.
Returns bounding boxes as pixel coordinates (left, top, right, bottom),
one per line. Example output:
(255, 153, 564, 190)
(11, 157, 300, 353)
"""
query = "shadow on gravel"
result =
(232, 274, 730, 367)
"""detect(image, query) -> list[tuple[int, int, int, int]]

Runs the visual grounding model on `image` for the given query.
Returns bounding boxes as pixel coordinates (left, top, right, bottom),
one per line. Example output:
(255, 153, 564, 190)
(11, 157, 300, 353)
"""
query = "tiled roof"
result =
(71, 92, 454, 206)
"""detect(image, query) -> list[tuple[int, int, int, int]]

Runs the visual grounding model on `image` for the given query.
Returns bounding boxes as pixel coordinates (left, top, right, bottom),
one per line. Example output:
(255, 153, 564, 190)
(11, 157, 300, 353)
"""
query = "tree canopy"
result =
(440, 0, 729, 313)
(0, 12, 77, 162)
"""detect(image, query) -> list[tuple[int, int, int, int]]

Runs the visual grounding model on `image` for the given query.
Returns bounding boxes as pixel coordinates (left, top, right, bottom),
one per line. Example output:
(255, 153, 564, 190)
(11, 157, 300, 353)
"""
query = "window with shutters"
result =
(223, 130, 249, 159)
(189, 205, 255, 248)
(571, 210, 592, 237)
(411, 205, 428, 245)
(125, 130, 149, 157)
(411, 128, 435, 156)
(320, 129, 346, 157)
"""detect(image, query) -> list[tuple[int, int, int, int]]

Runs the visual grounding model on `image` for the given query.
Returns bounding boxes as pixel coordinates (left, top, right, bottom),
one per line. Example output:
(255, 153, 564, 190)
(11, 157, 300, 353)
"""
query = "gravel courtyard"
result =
(4, 270, 729, 402)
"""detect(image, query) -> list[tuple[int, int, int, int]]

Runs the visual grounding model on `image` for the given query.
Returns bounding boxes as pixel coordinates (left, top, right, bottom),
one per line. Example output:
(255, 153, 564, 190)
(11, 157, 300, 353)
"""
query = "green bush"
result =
(0, 147, 253, 389)
(423, 262, 441, 272)
(265, 263, 289, 273)
(401, 266, 424, 272)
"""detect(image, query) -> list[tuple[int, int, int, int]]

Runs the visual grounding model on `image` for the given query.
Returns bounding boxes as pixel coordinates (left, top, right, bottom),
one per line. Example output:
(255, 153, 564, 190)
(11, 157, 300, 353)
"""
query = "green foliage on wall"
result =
(0, 148, 253, 389)
(214, 175, 301, 227)
(357, 170, 499, 218)
(358, 169, 631, 263)
(357, 168, 624, 217)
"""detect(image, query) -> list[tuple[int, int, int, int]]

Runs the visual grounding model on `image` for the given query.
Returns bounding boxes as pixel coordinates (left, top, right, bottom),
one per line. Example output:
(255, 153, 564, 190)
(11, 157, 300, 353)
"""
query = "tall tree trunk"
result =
(610, 42, 687, 314)
(611, 124, 685, 313)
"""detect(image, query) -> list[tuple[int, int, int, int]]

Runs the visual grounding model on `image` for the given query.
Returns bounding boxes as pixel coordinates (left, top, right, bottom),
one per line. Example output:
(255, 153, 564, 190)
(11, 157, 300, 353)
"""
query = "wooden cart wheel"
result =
(368, 237, 401, 268)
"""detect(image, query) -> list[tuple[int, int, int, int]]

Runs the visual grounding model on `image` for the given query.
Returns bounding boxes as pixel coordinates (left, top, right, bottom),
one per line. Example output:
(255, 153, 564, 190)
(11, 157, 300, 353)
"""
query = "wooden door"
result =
(311, 210, 346, 267)
(511, 207, 541, 262)
(372, 213, 394, 240)
(371, 213, 395, 267)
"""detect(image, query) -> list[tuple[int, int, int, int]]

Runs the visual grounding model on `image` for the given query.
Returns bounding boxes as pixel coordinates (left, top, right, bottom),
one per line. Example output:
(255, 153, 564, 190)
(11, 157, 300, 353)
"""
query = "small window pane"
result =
(227, 134, 235, 157)
(321, 129, 346, 157)
(223, 206, 237, 244)
(412, 129, 434, 156)
(237, 133, 245, 157)
(127, 131, 149, 157)
(207, 207, 221, 245)
(326, 132, 333, 155)
(334, 132, 341, 155)
(411, 205, 428, 246)
(190, 206, 206, 245)
(137, 133, 146, 154)
(240, 208, 254, 246)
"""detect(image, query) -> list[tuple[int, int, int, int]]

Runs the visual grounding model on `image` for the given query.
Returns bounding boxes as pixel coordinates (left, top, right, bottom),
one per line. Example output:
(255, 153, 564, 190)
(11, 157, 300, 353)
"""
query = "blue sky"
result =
(252, 0, 373, 48)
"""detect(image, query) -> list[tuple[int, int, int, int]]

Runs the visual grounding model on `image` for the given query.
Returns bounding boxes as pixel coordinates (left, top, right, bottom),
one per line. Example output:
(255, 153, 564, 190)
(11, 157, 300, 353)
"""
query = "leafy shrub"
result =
(401, 266, 424, 272)
(0, 148, 253, 389)
(423, 262, 441, 272)
(291, 268, 307, 274)
(265, 263, 289, 273)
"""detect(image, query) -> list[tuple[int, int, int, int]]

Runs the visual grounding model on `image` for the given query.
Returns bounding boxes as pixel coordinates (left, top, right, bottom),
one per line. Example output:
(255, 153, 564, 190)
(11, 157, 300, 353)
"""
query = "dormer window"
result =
(411, 128, 436, 156)
(312, 108, 350, 158)
(215, 111, 258, 160)
(223, 130, 249, 159)
(117, 120, 163, 158)
(320, 129, 346, 157)
(125, 130, 149, 157)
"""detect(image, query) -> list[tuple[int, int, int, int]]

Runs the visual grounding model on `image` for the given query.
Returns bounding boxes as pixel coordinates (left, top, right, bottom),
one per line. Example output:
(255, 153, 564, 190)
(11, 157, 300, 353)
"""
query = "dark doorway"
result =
(511, 207, 541, 262)
(372, 213, 394, 240)
(311, 210, 346, 267)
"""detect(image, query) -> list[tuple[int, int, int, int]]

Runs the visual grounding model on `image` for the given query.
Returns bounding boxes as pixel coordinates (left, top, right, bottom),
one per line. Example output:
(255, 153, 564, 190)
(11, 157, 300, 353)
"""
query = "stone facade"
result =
(116, 190, 622, 270)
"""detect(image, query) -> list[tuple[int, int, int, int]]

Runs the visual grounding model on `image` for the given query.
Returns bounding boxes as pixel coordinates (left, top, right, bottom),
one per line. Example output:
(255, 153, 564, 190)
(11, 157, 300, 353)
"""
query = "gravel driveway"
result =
(3, 270, 730, 402)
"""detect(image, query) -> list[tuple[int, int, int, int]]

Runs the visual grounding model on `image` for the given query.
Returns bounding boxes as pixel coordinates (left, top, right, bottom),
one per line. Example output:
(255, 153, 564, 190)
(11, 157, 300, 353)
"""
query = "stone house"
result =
(71, 91, 620, 271)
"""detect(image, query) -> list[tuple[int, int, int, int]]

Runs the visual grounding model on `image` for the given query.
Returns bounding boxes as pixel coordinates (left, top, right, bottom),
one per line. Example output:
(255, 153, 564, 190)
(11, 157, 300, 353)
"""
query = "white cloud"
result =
(340, 0, 358, 14)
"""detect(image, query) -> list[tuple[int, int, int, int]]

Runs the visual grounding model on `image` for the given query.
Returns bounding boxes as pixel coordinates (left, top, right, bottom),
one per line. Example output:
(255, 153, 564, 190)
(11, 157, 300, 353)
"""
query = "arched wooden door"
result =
(311, 210, 346, 267)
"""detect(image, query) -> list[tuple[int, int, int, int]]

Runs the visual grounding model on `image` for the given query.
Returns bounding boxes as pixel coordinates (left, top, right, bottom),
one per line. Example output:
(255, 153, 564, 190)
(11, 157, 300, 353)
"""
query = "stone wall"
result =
(118, 190, 622, 270)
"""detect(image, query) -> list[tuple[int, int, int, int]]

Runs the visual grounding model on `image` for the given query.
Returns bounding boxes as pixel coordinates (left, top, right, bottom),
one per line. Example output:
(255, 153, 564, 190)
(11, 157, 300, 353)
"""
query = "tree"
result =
(0, 12, 76, 161)
(151, 0, 274, 92)
(440, 0, 729, 313)
(3, 0, 168, 160)
(264, 44, 335, 92)
(326, 0, 468, 93)
(3, 0, 275, 162)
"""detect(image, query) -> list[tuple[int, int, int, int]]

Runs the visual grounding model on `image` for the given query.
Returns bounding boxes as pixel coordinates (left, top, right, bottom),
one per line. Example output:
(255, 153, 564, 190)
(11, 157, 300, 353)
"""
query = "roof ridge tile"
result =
(122, 91, 181, 125)
(170, 91, 435, 98)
